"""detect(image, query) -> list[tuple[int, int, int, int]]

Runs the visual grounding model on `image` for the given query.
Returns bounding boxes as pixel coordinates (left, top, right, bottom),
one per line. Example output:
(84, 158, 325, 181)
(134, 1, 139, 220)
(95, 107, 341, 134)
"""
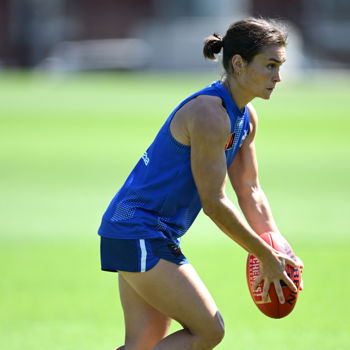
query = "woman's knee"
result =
(195, 311, 225, 348)
(208, 311, 225, 345)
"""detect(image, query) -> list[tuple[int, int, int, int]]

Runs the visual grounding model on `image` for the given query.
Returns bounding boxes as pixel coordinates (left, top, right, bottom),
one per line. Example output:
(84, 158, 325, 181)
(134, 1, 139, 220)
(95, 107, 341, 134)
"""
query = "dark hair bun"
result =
(203, 33, 223, 60)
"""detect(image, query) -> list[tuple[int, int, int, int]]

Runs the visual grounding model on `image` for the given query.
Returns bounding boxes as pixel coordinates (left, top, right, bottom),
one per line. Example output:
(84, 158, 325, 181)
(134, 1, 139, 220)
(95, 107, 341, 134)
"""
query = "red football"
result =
(246, 232, 302, 319)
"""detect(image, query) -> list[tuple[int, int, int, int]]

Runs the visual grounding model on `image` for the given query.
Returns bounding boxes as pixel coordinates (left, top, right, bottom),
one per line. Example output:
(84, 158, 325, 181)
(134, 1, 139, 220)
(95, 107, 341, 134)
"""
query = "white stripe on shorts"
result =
(139, 239, 147, 272)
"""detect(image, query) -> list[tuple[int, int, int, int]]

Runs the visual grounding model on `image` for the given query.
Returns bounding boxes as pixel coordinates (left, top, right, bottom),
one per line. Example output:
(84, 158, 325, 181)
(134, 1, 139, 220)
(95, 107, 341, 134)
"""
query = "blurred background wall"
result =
(0, 0, 349, 72)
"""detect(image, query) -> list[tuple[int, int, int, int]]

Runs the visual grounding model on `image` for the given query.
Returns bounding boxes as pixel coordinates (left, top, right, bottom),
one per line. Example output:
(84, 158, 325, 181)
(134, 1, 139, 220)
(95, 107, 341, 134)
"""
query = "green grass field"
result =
(1, 71, 350, 349)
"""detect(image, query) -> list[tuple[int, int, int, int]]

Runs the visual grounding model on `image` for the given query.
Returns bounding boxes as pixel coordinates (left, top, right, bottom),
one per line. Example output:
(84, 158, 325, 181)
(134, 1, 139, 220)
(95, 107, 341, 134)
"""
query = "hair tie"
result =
(213, 33, 223, 42)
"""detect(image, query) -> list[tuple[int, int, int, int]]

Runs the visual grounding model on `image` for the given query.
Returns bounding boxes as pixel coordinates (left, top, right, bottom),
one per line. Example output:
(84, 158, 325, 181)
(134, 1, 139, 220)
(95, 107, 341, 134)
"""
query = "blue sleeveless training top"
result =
(98, 81, 250, 240)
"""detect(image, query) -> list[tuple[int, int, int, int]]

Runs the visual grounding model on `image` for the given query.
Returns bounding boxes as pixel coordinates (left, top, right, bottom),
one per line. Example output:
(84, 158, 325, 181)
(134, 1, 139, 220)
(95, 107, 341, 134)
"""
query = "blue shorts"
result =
(100, 236, 189, 273)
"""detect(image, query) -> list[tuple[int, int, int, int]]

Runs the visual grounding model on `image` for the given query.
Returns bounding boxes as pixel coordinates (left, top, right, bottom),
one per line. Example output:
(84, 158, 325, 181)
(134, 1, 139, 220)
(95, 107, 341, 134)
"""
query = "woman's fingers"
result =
(253, 275, 271, 302)
(252, 251, 303, 304)
(255, 274, 296, 304)
(273, 279, 285, 304)
(252, 274, 263, 291)
(262, 279, 271, 302)
(282, 271, 298, 293)
(283, 254, 304, 269)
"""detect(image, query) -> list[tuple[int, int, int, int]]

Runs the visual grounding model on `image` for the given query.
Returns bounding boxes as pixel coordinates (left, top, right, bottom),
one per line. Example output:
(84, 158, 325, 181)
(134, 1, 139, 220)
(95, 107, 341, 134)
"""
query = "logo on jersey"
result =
(142, 151, 150, 166)
(168, 244, 183, 257)
(225, 133, 235, 150)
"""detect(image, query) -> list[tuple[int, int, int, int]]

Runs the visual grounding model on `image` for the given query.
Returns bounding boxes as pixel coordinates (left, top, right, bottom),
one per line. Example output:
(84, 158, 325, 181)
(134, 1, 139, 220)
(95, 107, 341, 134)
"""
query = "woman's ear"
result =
(231, 55, 246, 75)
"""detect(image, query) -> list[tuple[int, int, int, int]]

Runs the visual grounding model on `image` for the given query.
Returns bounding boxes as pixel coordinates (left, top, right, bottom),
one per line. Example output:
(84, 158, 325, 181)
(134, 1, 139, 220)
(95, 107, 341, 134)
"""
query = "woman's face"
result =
(238, 45, 286, 100)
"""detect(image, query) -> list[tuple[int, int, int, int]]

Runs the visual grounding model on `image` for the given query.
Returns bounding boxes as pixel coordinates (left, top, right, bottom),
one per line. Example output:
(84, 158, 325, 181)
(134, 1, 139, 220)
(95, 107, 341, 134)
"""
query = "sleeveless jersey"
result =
(98, 80, 250, 240)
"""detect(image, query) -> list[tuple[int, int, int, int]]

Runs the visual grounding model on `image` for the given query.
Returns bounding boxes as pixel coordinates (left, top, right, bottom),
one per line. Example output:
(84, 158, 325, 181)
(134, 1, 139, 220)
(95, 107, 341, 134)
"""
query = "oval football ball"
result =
(246, 232, 302, 318)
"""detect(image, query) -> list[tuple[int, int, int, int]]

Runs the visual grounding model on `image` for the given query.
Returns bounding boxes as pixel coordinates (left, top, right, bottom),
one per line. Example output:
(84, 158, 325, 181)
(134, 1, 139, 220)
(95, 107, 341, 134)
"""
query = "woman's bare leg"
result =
(120, 259, 225, 350)
(118, 274, 172, 350)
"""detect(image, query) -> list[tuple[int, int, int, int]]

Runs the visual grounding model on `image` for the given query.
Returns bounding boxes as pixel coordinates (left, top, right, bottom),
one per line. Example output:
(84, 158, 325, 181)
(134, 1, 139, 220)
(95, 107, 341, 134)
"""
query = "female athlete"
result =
(98, 17, 303, 350)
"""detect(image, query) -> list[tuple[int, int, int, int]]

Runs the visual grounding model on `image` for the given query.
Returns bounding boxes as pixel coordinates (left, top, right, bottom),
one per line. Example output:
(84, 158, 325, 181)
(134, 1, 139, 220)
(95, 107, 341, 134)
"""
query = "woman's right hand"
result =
(253, 249, 301, 304)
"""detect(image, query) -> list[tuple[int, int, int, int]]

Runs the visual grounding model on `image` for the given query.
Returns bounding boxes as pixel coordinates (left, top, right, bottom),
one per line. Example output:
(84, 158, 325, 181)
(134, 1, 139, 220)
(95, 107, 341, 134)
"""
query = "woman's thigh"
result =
(120, 259, 223, 337)
(119, 273, 172, 347)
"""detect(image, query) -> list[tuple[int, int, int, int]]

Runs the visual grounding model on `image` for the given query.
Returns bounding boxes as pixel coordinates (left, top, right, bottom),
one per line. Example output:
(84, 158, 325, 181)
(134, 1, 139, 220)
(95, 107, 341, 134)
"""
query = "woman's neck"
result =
(222, 76, 252, 111)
